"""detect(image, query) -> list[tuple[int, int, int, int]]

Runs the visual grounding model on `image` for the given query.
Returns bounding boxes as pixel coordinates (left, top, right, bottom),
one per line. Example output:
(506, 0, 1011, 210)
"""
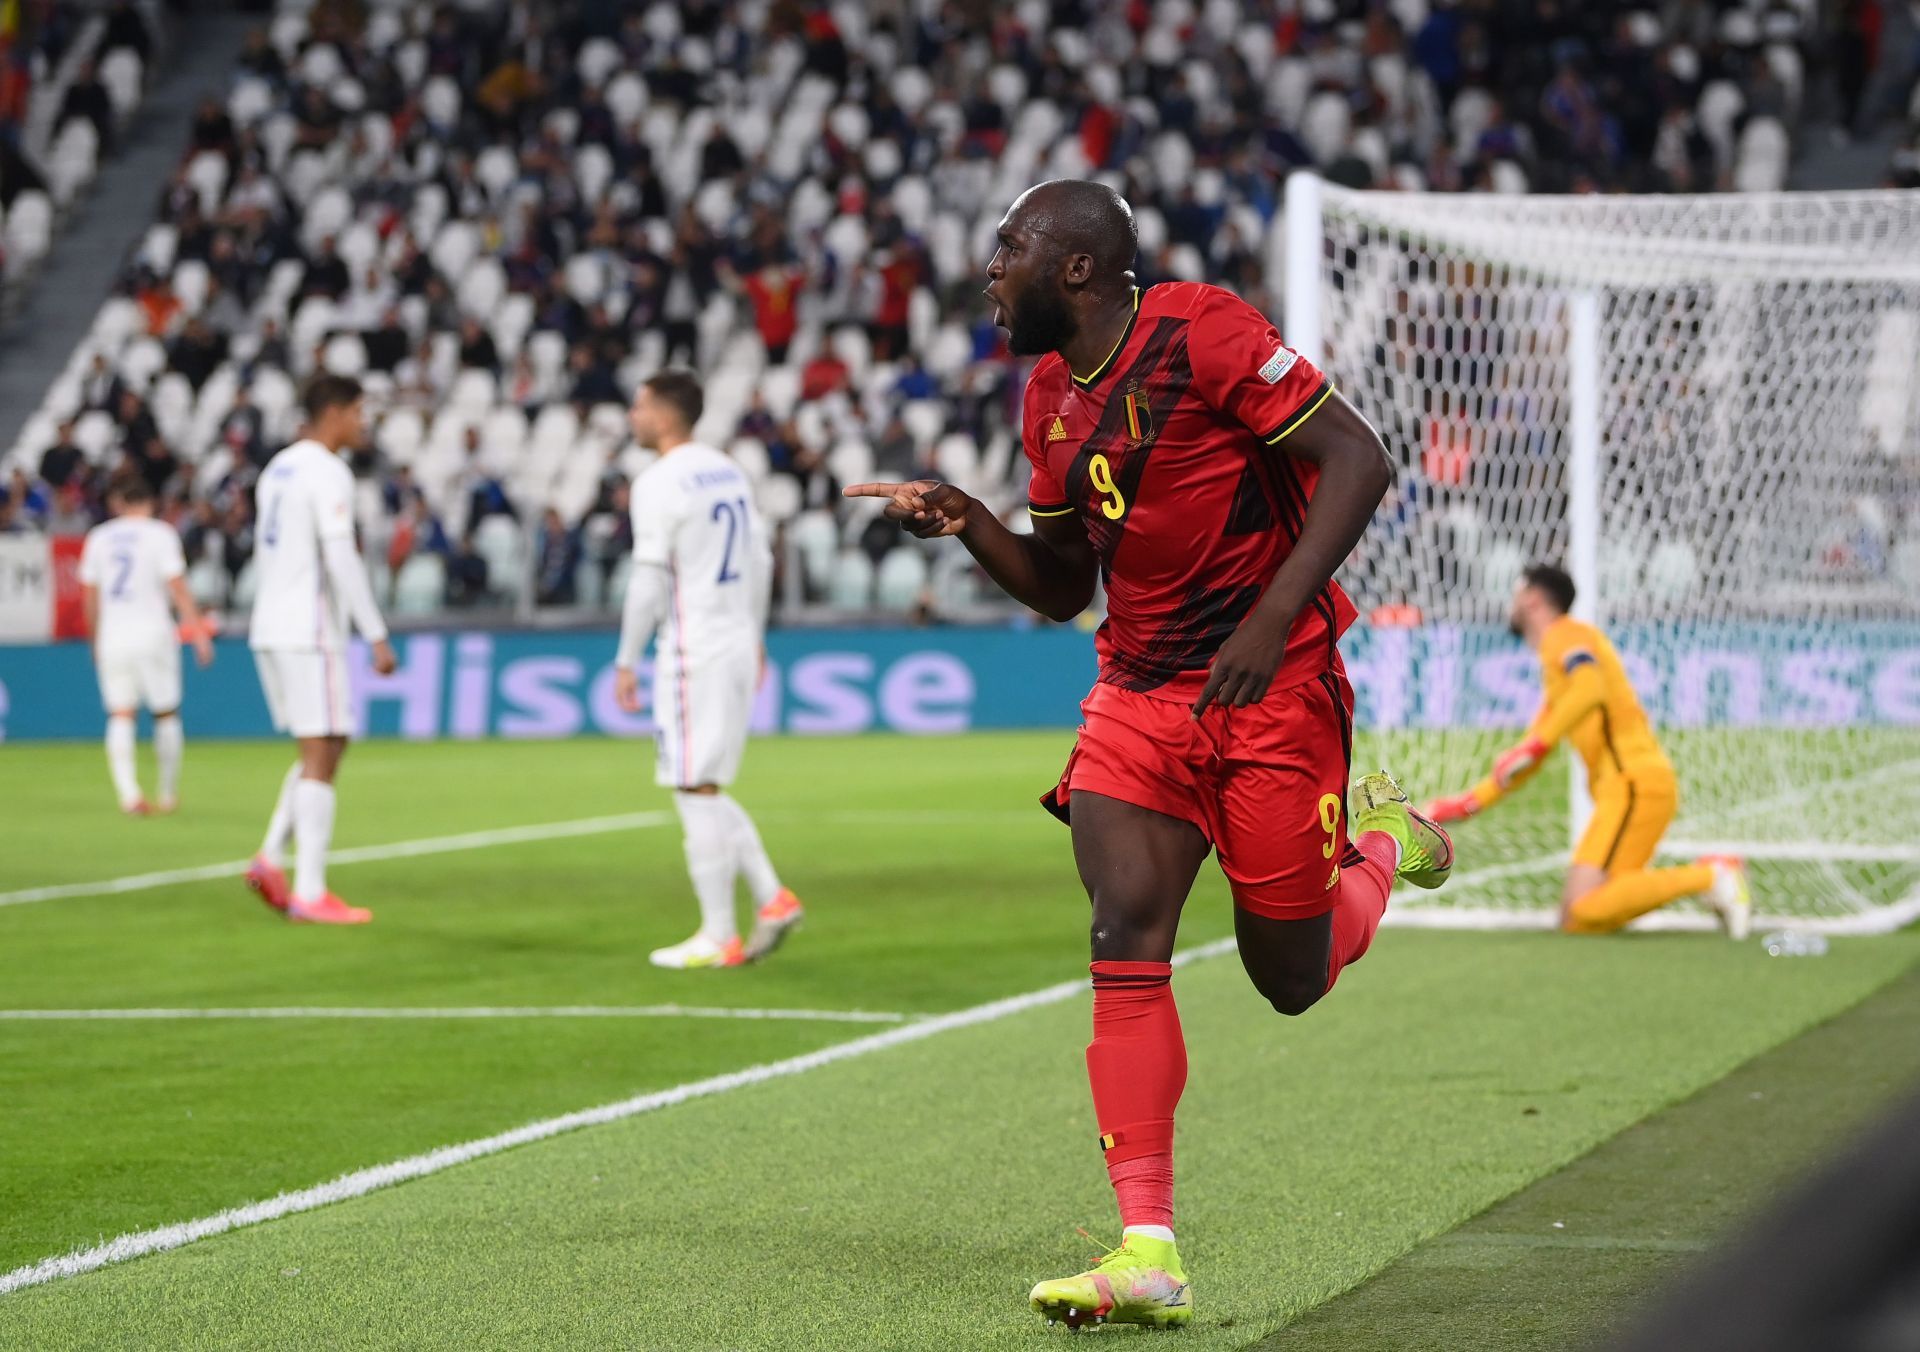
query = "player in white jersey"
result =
(77, 475, 216, 814)
(612, 371, 804, 969)
(243, 375, 398, 925)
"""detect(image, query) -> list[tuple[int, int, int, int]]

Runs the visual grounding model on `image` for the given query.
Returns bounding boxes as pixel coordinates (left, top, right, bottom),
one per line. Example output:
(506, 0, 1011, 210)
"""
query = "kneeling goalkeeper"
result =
(1424, 564, 1752, 938)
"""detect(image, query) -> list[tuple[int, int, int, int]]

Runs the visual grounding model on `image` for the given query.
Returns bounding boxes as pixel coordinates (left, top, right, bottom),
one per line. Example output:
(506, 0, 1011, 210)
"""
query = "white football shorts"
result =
(96, 641, 182, 714)
(653, 651, 757, 789)
(253, 647, 354, 739)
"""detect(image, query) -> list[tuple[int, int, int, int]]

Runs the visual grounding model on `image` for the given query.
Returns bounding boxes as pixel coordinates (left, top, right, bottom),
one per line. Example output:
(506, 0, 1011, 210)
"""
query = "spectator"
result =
(168, 316, 227, 391)
(567, 344, 621, 408)
(533, 507, 582, 606)
(218, 390, 267, 469)
(80, 353, 123, 411)
(189, 96, 234, 159)
(448, 426, 517, 541)
(298, 236, 350, 303)
(729, 257, 803, 365)
(134, 273, 183, 337)
(444, 537, 489, 607)
(457, 317, 500, 373)
(55, 59, 112, 146)
(113, 389, 158, 457)
(800, 339, 851, 402)
(38, 421, 86, 490)
(893, 356, 938, 403)
(363, 307, 411, 373)
(3, 468, 49, 530)
(131, 435, 179, 499)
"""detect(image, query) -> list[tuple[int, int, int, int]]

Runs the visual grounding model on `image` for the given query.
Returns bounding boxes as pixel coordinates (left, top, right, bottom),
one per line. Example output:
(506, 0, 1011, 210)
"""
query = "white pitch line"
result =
(0, 1005, 911, 1025)
(0, 812, 673, 910)
(0, 936, 1238, 1297)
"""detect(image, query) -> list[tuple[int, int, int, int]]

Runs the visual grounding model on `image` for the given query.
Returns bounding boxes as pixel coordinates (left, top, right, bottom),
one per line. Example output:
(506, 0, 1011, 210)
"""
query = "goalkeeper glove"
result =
(1492, 736, 1548, 789)
(1421, 792, 1481, 824)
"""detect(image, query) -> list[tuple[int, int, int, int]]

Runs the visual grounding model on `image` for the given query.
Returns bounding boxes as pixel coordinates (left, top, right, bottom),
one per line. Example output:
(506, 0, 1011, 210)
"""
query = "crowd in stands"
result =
(0, 2, 158, 303)
(0, 0, 1915, 620)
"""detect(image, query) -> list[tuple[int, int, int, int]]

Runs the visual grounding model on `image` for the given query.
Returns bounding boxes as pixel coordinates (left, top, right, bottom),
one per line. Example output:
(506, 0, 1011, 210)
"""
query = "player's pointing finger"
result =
(842, 482, 905, 499)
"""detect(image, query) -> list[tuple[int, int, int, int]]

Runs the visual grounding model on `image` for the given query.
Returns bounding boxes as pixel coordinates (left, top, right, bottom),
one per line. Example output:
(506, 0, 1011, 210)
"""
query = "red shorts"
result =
(1044, 668, 1355, 921)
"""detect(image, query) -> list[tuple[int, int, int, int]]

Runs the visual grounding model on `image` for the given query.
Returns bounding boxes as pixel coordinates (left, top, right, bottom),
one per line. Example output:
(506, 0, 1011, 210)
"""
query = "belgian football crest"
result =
(1122, 382, 1153, 447)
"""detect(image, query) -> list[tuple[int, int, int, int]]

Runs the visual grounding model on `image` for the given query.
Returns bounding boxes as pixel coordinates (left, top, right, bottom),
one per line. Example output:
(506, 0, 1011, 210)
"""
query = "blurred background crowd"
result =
(1, 0, 1917, 620)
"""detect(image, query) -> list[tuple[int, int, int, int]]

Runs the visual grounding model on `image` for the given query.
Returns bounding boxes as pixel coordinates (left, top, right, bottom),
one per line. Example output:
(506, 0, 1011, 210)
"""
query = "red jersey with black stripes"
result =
(1023, 281, 1356, 702)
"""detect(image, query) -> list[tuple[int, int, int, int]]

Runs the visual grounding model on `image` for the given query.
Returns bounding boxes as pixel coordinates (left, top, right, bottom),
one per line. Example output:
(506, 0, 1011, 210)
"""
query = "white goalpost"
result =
(1285, 174, 1920, 934)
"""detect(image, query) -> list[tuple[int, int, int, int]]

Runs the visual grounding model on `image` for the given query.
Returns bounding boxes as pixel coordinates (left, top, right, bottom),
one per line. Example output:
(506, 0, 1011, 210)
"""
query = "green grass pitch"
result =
(1, 733, 1915, 1348)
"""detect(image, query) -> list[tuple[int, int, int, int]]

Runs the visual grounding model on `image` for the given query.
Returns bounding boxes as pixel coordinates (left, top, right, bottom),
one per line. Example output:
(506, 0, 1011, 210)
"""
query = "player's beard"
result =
(1006, 287, 1076, 357)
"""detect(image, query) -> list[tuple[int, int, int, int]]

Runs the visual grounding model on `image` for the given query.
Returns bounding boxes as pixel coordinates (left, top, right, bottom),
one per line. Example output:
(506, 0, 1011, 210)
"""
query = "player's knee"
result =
(1087, 889, 1173, 959)
(1253, 971, 1325, 1017)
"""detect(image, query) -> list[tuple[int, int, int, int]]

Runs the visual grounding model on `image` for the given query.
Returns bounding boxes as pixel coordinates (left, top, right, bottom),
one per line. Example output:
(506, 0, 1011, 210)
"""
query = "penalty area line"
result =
(0, 812, 675, 910)
(0, 1005, 913, 1025)
(0, 935, 1238, 1298)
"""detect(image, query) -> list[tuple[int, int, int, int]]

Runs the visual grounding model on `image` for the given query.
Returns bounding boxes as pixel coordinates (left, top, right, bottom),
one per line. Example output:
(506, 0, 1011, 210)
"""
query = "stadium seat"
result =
(186, 555, 228, 610)
(73, 410, 118, 462)
(605, 72, 646, 130)
(5, 192, 52, 269)
(574, 145, 614, 206)
(576, 37, 622, 89)
(100, 48, 143, 121)
(421, 76, 461, 132)
(323, 334, 369, 377)
(392, 553, 448, 615)
(185, 151, 230, 215)
(1697, 81, 1746, 171)
(575, 557, 605, 609)
(120, 338, 167, 390)
(231, 558, 259, 609)
(473, 516, 527, 597)
(607, 555, 633, 608)
(458, 258, 507, 320)
(827, 440, 875, 487)
(902, 400, 946, 450)
(151, 374, 195, 448)
(788, 509, 837, 590)
(173, 260, 211, 315)
(728, 439, 770, 485)
(875, 547, 929, 611)
(1734, 118, 1790, 192)
(1645, 541, 1699, 602)
(429, 221, 481, 283)
(48, 120, 98, 207)
(828, 548, 875, 609)
(227, 76, 274, 127)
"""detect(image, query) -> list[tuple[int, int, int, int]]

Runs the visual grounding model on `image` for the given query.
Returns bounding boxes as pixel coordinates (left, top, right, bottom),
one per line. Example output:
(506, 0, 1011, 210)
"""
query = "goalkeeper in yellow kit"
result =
(1423, 565, 1752, 938)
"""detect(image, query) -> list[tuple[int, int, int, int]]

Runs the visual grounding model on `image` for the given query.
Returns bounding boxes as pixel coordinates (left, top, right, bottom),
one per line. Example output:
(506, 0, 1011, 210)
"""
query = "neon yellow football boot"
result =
(1029, 1232, 1192, 1331)
(1353, 771, 1454, 890)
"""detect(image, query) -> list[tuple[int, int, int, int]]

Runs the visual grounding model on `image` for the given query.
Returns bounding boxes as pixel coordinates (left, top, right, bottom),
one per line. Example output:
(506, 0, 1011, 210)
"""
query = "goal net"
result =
(1285, 179, 1920, 933)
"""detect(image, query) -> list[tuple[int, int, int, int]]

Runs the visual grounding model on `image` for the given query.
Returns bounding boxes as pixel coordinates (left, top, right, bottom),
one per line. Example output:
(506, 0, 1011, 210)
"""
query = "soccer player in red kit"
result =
(847, 180, 1455, 1330)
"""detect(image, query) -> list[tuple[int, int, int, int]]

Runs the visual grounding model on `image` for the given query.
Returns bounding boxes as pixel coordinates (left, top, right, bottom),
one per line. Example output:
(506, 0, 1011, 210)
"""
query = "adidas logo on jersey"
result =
(1047, 416, 1068, 442)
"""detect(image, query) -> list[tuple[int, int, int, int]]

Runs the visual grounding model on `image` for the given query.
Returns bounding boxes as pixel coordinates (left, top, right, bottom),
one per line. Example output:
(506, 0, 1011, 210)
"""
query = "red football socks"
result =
(1325, 831, 1396, 995)
(1086, 960, 1184, 1232)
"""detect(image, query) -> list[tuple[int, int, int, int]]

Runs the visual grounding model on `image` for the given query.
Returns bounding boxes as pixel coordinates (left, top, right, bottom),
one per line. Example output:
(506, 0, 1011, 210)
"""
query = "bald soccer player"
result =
(848, 180, 1457, 1330)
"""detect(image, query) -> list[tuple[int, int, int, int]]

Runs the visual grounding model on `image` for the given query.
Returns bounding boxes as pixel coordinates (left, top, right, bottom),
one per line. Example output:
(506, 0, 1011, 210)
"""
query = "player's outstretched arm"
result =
(1194, 393, 1393, 715)
(843, 481, 1097, 622)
